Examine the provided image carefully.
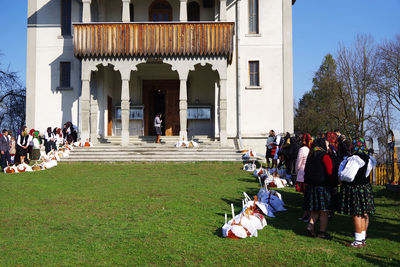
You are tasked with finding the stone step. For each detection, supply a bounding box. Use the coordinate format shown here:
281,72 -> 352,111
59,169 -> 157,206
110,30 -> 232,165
62,141 -> 240,162
70,147 -> 236,152
61,158 -> 241,162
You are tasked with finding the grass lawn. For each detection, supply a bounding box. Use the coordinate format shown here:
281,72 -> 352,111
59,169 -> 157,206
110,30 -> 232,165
0,162 -> 399,266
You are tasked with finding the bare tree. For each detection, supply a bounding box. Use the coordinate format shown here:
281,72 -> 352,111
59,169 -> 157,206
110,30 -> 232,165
378,35 -> 400,112
0,57 -> 26,135
336,34 -> 380,137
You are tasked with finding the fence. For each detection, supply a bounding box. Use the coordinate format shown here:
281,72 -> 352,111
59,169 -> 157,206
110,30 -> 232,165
373,164 -> 400,185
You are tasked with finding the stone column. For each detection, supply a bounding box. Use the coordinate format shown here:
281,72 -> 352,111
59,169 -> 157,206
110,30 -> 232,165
282,0 -> 294,133
122,0 -> 131,22
82,0 -> 92,23
81,78 -> 91,142
121,71 -> 131,146
179,78 -> 188,140
90,98 -> 98,143
179,0 -> 188,22
220,0 -> 227,21
219,78 -> 228,146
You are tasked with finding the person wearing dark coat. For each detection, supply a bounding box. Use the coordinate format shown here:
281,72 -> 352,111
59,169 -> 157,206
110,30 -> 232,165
16,126 -> 30,164
303,138 -> 335,240
44,127 -> 57,154
0,129 -> 11,170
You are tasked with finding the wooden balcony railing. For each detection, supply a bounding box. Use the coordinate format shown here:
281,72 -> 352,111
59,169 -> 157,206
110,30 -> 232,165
73,22 -> 235,61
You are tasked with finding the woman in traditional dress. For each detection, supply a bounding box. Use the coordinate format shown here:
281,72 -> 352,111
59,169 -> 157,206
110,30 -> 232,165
31,131 -> 42,161
55,128 -> 64,148
295,133 -> 312,222
338,137 -> 375,248
44,127 -> 56,154
9,136 -> 16,164
16,126 -> 30,164
303,138 -> 335,240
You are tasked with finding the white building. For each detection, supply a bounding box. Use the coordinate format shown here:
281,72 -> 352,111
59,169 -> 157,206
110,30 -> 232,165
26,0 -> 295,152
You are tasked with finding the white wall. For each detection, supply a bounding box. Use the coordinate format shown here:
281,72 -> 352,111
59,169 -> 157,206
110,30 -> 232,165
26,0 -> 293,153
27,0 -> 82,133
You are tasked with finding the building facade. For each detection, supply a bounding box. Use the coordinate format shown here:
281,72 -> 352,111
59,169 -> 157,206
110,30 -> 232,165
26,0 -> 295,152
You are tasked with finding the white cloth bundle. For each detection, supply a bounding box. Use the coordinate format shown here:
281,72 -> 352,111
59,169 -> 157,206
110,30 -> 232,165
366,156 -> 377,177
243,162 -> 256,172
339,155 -> 366,182
257,188 -> 286,217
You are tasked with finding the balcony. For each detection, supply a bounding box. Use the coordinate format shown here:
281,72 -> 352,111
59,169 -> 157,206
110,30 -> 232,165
73,22 -> 235,62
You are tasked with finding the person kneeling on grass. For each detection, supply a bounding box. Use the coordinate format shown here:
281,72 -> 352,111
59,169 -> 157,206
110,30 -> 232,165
303,137 -> 335,240
338,137 -> 376,248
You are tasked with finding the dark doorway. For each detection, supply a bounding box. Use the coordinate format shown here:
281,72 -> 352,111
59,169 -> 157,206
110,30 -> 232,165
143,80 -> 180,136
107,96 -> 113,136
153,89 -> 166,135
188,2 -> 200,21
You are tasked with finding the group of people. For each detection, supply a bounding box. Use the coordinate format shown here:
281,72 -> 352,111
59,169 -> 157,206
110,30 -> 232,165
289,130 -> 375,248
0,122 -> 78,171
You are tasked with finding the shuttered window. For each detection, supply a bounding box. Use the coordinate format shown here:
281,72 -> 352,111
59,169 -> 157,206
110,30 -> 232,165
249,61 -> 260,86
249,0 -> 259,34
60,62 -> 71,88
61,0 -> 72,36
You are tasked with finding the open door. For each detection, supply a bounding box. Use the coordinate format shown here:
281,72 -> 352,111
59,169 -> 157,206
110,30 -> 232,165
107,96 -> 112,136
143,80 -> 179,136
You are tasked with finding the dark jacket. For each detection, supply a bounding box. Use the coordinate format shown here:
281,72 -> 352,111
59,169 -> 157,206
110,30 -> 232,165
0,135 -> 9,152
304,151 -> 331,186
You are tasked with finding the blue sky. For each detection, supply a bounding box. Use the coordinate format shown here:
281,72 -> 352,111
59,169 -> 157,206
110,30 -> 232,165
0,0 -> 399,101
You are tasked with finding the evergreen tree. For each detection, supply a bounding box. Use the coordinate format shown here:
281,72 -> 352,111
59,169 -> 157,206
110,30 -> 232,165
295,54 -> 343,136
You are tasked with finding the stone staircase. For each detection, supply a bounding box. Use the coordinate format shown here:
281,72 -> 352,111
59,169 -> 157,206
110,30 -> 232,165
60,136 -> 242,162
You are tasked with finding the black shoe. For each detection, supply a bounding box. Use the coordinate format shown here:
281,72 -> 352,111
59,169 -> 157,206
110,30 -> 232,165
317,232 -> 332,240
306,223 -> 316,237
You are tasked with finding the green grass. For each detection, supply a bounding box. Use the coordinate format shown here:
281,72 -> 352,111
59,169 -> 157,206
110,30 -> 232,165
0,162 -> 399,266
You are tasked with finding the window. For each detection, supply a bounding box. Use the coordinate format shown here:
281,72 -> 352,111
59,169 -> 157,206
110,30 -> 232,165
149,0 -> 172,22
130,3 -> 135,22
248,0 -> 259,34
203,0 -> 213,8
188,2 -> 200,21
60,62 -> 71,88
61,0 -> 72,36
249,61 -> 260,87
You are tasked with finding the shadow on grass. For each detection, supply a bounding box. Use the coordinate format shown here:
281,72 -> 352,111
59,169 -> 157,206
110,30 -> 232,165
268,189 -> 400,244
356,253 -> 400,266
219,174 -> 400,246
373,187 -> 400,201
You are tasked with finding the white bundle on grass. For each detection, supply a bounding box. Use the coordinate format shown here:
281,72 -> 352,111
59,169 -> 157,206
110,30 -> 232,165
243,162 -> 256,172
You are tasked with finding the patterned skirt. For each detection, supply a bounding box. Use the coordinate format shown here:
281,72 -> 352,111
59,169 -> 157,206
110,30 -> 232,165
296,182 -> 307,193
303,185 -> 333,211
337,183 -> 375,216
31,148 -> 41,160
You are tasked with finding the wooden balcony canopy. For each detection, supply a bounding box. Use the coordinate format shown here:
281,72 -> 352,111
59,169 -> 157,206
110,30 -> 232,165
73,22 -> 235,62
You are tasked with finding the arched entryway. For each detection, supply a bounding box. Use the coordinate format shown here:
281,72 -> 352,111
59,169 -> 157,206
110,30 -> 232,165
135,62 -> 179,136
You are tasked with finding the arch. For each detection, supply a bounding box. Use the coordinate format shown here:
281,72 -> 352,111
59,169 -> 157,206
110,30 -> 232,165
188,1 -> 200,21
149,0 -> 172,22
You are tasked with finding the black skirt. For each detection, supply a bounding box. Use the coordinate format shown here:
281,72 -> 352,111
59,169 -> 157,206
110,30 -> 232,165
337,183 -> 375,216
303,184 -> 333,211
16,145 -> 27,157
